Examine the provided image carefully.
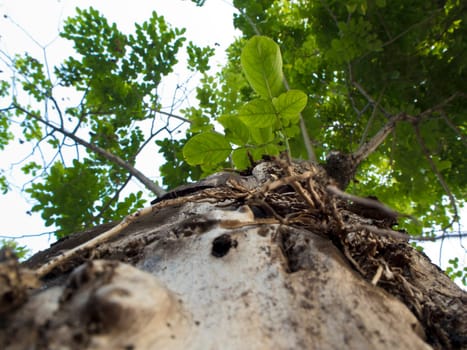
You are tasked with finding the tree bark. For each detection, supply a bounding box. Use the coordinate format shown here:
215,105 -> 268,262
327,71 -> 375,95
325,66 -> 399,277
1,160 -> 465,350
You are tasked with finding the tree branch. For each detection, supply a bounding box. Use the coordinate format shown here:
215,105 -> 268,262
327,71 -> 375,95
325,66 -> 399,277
352,81 -> 392,118
410,232 -> 467,242
282,78 -> 317,162
417,92 -> 464,119
379,9 -> 443,49
413,122 -> 459,229
352,91 -> 464,168
352,113 -> 406,166
13,104 -> 166,197
152,108 -> 191,124
440,111 -> 467,148
0,231 -> 56,240
358,87 -> 386,149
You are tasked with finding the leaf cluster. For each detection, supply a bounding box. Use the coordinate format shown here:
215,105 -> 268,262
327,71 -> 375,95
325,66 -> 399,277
445,257 -> 467,286
183,36 -> 307,172
2,7 -> 189,236
26,160 -> 145,237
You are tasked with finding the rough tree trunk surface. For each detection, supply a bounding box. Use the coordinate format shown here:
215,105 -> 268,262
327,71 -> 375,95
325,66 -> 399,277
1,160 -> 465,350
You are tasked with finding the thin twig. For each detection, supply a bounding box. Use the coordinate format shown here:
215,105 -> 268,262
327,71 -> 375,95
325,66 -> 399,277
235,6 -> 261,35
358,87 -> 386,148
0,231 -> 56,239
12,104 -> 166,197
417,92 -> 463,119
410,232 -> 467,241
352,81 -> 392,118
379,9 -> 442,49
151,108 -> 191,124
440,111 -> 467,148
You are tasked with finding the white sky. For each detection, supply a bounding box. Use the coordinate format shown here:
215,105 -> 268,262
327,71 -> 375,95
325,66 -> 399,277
0,0 -> 465,288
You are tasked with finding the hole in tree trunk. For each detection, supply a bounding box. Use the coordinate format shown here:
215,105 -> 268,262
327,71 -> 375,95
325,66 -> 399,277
211,234 -> 237,258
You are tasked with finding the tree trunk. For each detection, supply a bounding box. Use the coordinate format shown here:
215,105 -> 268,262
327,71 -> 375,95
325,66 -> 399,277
1,160 -> 465,350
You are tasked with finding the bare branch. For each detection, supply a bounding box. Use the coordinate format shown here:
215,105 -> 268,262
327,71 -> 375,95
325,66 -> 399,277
358,86 -> 386,148
0,231 -> 55,240
346,63 -> 366,118
319,0 -> 339,25
234,6 -> 261,35
136,124 -> 168,157
410,232 -> 467,242
152,109 -> 191,124
299,116 -> 317,162
12,104 -> 167,197
352,113 -> 407,165
352,81 -> 392,118
48,95 -> 65,128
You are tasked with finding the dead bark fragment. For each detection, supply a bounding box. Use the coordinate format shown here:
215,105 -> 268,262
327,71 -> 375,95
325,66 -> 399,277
0,248 -> 39,314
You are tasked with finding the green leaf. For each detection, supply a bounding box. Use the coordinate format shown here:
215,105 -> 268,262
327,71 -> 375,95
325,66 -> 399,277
0,106 -> 13,150
272,90 -> 308,125
183,132 -> 232,166
187,41 -> 215,73
232,148 -> 251,170
250,143 -> 280,159
0,171 -> 8,194
284,124 -> 300,137
375,0 -> 386,8
250,126 -> 274,144
241,36 -> 283,99
218,114 -> 250,145
238,99 -> 277,128
346,3 -> 357,14
21,161 -> 41,176
157,137 -> 202,189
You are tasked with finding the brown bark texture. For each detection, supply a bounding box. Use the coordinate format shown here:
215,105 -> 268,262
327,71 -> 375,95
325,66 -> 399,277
1,160 -> 465,350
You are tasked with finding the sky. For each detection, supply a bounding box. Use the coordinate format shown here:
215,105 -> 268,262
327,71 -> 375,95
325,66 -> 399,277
0,0 -> 465,287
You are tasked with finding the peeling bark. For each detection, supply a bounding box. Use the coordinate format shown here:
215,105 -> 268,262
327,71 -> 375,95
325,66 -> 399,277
1,160 -> 465,349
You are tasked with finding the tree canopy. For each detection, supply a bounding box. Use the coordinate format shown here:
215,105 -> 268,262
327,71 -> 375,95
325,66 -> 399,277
0,1 -> 465,281
180,0 -> 466,235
